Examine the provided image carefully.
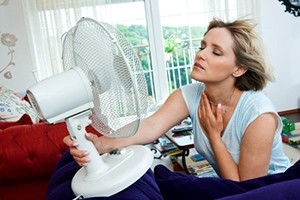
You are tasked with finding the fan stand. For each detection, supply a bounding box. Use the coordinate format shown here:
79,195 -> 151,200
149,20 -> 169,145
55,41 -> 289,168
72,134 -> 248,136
66,110 -> 153,198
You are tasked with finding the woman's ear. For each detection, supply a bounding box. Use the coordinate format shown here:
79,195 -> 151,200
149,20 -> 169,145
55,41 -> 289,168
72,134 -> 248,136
232,66 -> 247,78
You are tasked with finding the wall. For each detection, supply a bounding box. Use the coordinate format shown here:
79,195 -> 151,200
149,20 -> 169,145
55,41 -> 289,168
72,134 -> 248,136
0,0 -> 299,111
259,0 -> 300,112
0,0 -> 36,92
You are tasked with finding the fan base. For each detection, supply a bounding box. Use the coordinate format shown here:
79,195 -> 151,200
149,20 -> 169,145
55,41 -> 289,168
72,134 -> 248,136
71,145 -> 153,198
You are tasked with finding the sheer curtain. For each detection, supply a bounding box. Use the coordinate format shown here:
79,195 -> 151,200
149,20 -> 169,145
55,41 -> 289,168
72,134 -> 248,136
23,0 -> 143,80
23,0 -> 257,83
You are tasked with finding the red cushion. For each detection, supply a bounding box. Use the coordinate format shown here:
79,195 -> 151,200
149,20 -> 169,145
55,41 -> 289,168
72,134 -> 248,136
0,121 -> 102,181
0,122 -> 69,180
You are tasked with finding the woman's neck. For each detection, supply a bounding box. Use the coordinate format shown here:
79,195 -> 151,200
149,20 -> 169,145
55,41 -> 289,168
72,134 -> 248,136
205,86 -> 239,117
204,86 -> 236,106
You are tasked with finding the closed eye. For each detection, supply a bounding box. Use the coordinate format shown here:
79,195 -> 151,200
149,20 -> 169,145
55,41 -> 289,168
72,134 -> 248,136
198,46 -> 222,56
213,50 -> 222,56
199,40 -> 223,56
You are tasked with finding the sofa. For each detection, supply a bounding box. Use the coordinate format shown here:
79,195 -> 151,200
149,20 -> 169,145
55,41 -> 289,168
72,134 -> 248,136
0,113 -> 102,200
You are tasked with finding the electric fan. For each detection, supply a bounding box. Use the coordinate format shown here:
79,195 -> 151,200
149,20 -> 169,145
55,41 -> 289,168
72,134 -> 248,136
26,17 -> 153,198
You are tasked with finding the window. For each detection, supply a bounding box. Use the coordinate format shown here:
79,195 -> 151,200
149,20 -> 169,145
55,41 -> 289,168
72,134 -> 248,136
23,0 -> 257,105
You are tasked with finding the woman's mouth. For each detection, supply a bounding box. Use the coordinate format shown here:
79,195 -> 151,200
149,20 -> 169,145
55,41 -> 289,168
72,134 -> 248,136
193,62 -> 205,70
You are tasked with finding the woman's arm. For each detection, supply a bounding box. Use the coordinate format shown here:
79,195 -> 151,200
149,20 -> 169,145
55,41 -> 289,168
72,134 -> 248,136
198,92 -> 241,180
199,92 -> 277,181
238,113 -> 277,180
64,89 -> 190,166
210,113 -> 277,181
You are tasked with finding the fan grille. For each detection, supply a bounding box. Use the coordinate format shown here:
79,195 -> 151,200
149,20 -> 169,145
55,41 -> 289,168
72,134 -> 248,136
62,18 -> 148,137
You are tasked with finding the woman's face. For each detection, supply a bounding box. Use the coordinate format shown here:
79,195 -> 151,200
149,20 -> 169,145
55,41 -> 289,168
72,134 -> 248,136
191,27 -> 238,84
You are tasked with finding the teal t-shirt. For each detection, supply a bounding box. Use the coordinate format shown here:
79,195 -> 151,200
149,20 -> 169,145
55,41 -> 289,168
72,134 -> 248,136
181,82 -> 291,176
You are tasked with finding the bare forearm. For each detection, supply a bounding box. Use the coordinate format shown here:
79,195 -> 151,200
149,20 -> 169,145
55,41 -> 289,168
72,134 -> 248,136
113,118 -> 171,149
133,118 -> 172,144
210,138 -> 240,181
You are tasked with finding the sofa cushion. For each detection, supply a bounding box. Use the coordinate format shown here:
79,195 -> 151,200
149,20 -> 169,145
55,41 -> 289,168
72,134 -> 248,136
218,179 -> 300,200
154,159 -> 300,200
48,152 -> 300,200
0,122 -> 69,180
47,151 -> 163,200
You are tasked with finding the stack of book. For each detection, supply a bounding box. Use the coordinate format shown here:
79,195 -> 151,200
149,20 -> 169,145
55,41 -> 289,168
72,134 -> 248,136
175,151 -> 218,177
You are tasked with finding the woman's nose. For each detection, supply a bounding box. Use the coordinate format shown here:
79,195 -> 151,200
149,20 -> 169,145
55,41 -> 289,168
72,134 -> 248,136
196,49 -> 206,61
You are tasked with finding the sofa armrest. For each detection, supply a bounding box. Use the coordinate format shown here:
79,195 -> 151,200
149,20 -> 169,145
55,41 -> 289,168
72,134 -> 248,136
0,122 -> 69,180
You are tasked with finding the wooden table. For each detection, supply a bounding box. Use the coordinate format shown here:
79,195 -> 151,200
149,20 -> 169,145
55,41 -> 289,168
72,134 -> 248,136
165,129 -> 194,174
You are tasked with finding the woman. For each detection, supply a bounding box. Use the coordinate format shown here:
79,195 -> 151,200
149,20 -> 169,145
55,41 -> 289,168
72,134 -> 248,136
64,18 -> 290,181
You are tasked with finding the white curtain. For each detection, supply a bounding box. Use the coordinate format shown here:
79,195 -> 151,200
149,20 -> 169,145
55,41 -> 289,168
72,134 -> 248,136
23,0 -> 127,80
23,0 -> 257,81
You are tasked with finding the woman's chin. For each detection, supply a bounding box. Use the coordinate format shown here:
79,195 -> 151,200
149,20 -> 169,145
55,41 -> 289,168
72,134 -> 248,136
190,71 -> 204,81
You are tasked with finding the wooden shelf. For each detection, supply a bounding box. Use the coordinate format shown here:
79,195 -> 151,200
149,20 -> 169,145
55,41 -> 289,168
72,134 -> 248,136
279,108 -> 300,123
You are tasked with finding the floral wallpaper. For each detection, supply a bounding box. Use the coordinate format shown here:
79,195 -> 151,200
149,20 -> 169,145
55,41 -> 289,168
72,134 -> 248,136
0,0 -> 17,80
0,33 -> 18,79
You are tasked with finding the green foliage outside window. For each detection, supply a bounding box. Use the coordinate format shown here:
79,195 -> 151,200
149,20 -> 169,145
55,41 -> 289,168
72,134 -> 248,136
115,24 -> 207,96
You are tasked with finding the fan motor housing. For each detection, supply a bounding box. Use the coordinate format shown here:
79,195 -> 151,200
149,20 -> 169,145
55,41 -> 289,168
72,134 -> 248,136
27,67 -> 94,123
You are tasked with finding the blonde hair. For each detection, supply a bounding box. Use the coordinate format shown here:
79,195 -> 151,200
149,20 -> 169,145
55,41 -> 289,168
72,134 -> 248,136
205,18 -> 274,91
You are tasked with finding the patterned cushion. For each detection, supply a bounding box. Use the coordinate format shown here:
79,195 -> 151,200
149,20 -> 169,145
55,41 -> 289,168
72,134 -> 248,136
0,86 -> 39,123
